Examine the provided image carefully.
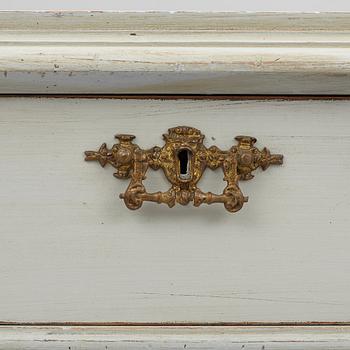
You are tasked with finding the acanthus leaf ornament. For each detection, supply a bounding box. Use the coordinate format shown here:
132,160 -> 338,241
84,126 -> 283,213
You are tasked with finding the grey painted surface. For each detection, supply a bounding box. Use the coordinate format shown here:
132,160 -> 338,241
0,98 -> 349,323
0,0 -> 350,11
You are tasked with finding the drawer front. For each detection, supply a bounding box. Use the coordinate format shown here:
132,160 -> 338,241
1,98 -> 349,323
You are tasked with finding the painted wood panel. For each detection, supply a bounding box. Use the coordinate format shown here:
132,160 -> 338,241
0,98 -> 350,323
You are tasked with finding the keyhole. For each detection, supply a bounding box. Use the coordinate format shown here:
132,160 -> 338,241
178,149 -> 191,180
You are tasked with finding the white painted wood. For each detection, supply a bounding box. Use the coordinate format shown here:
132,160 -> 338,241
1,326 -> 350,349
0,12 -> 350,94
1,97 -> 350,324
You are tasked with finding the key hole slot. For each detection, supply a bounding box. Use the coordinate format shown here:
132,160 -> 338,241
178,149 -> 192,180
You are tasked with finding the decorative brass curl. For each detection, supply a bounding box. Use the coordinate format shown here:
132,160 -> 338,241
85,126 -> 283,213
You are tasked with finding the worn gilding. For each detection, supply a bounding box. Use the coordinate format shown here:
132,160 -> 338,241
85,126 -> 283,213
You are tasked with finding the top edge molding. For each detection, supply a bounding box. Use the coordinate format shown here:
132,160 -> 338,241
1,12 -> 350,94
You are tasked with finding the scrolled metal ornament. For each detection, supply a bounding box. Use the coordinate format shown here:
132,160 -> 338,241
84,126 -> 283,213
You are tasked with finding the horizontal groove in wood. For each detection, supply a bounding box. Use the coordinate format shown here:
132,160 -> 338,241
1,94 -> 350,100
2,322 -> 350,327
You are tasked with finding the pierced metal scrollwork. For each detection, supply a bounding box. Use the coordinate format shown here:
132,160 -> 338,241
84,126 -> 283,213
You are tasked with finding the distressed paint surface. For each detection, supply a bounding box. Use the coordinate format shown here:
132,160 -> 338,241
1,326 -> 350,350
0,98 -> 350,323
0,12 -> 350,93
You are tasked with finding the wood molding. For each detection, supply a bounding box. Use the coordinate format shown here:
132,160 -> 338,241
1,325 -> 350,349
0,12 -> 350,94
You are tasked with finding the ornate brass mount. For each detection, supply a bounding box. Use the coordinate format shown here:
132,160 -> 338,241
85,126 -> 283,213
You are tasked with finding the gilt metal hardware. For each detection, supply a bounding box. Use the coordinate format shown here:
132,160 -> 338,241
85,126 -> 283,213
